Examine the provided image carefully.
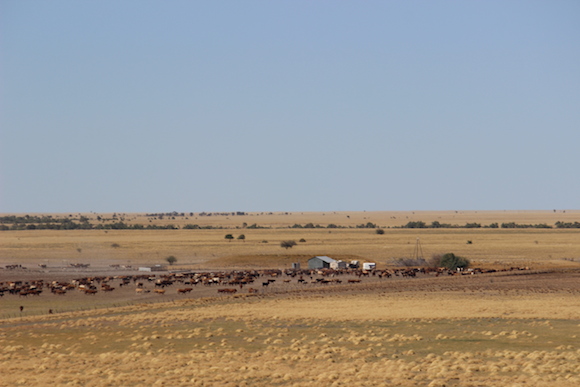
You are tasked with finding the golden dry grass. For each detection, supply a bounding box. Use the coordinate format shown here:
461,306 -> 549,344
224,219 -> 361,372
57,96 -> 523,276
1,288 -> 579,386
1,210 -> 580,386
1,226 -> 579,269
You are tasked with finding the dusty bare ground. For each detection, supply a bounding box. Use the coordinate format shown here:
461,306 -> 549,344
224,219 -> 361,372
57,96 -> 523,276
1,269 -> 579,386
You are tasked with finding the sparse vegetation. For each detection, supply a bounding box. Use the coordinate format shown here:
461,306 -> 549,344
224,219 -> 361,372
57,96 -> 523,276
165,255 -> 177,265
392,257 -> 427,266
280,240 -> 297,249
0,286 -> 578,387
431,253 -> 470,270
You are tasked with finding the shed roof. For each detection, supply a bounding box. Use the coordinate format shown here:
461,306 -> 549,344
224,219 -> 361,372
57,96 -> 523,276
309,256 -> 336,264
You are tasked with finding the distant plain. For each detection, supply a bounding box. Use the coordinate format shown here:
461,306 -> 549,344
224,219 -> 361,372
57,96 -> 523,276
1,210 -> 579,270
1,210 -> 579,386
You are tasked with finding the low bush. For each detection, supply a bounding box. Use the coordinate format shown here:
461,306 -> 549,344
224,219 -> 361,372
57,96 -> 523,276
280,240 -> 297,249
432,253 -> 470,270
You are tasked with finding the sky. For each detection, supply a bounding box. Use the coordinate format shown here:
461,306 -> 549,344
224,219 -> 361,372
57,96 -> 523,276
1,1 -> 579,213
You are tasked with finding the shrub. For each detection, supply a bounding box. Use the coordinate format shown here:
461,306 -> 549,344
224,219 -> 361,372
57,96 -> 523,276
403,221 -> 427,228
280,240 -> 297,249
393,257 -> 427,267
375,229 -> 385,235
437,253 -> 470,270
166,256 -> 177,265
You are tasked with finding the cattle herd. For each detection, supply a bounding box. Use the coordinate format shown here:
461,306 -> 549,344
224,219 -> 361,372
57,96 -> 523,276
0,265 -> 525,300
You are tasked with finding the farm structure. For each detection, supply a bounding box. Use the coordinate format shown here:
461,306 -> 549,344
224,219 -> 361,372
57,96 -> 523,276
363,262 -> 376,271
330,260 -> 347,269
308,256 -> 337,269
138,265 -> 167,272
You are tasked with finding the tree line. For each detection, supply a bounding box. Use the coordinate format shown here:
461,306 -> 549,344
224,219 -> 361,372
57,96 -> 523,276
2,215 -> 579,231
397,221 -> 578,229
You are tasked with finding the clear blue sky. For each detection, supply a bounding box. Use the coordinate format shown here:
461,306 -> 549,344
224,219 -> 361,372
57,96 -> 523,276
1,1 -> 579,213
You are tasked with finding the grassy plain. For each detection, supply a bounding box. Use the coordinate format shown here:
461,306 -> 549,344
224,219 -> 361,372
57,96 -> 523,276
1,210 -> 580,269
1,282 -> 579,386
1,211 -> 580,386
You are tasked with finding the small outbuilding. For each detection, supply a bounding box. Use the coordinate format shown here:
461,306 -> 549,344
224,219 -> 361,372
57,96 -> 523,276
308,256 -> 337,269
362,262 -> 376,271
330,260 -> 347,269
138,265 -> 167,272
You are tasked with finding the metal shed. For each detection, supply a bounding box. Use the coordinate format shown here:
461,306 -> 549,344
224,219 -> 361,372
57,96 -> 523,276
308,256 -> 337,269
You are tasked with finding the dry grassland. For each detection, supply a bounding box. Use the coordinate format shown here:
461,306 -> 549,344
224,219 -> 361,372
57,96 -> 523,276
1,211 -> 580,269
33,209 -> 578,228
1,211 -> 580,386
1,285 -> 579,386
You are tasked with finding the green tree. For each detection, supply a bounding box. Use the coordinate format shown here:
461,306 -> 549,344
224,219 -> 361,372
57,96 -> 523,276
166,256 -> 177,265
438,253 -> 470,270
225,234 -> 234,242
237,234 -> 246,242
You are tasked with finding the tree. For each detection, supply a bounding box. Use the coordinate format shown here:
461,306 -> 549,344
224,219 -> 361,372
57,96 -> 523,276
375,228 -> 385,235
166,256 -> 177,265
225,234 -> 234,242
434,253 -> 470,270
404,221 -> 427,228
280,240 -> 297,249
237,234 -> 246,242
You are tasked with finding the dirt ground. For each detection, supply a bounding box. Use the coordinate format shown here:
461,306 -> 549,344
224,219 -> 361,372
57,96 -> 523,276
1,265 -> 580,317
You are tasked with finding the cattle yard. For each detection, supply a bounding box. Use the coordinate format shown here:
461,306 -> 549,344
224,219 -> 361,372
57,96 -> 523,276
1,210 -> 580,386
